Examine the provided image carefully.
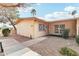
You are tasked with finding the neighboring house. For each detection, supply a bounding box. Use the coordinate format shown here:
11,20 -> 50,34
12,17 -> 79,38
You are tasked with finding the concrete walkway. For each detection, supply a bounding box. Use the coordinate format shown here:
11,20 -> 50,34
22,37 -> 47,46
0,37 -> 41,56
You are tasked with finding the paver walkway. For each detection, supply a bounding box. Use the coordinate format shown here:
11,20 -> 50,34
28,36 -> 79,56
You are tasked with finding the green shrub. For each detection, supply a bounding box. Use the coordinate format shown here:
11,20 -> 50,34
59,47 -> 78,56
62,29 -> 69,39
76,35 -> 79,45
2,28 -> 11,37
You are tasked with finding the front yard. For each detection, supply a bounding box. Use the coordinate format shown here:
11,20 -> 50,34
0,35 -> 79,56
28,36 -> 79,56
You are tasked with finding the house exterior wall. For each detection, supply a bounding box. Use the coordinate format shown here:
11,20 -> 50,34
77,19 -> 79,35
34,20 -> 49,38
15,18 -> 49,38
15,19 -> 34,38
12,17 -> 77,38
49,20 -> 76,37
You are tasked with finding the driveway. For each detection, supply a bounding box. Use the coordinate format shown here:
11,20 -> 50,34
28,36 -> 79,56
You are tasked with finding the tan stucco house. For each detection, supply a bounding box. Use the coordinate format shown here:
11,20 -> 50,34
12,17 -> 79,38
14,17 -> 49,38
49,19 -> 76,37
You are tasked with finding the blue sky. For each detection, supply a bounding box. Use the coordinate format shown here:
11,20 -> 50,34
18,3 -> 79,21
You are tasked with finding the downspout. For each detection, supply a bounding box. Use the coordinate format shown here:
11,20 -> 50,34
73,15 -> 77,37
47,22 -> 49,35
33,17 -> 35,39
76,18 -> 77,37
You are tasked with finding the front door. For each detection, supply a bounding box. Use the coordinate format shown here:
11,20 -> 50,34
54,24 -> 65,35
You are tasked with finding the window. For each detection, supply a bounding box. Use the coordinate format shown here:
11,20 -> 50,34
54,24 -> 65,34
55,25 -> 59,33
60,24 -> 65,34
39,24 -> 47,31
44,25 -> 48,30
39,24 -> 43,31
43,24 -> 45,30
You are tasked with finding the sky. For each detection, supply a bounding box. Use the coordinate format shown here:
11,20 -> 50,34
18,3 -> 79,21
1,3 -> 79,28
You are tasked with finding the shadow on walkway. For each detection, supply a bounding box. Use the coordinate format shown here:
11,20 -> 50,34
9,34 -> 31,43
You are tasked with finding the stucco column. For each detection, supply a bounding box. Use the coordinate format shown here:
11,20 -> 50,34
77,19 -> 79,35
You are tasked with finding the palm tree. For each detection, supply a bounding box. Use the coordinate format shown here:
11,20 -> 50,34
70,10 -> 77,19
31,9 -> 36,17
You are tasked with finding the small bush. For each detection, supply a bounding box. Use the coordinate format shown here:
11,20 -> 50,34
62,29 -> 69,39
76,35 -> 79,45
59,47 -> 78,56
2,28 -> 11,37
